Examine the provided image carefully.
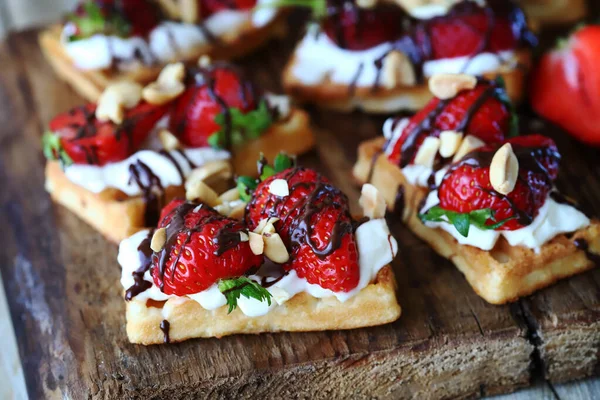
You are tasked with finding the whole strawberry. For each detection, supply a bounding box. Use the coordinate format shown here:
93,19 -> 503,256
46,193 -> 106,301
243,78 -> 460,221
43,102 -> 168,166
151,199 -> 264,297
169,65 -> 273,149
245,161 -> 360,292
387,79 -> 515,167
420,134 -> 560,233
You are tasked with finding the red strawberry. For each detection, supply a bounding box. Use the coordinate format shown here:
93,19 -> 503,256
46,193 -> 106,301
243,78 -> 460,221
169,66 -> 258,148
429,135 -> 560,231
43,102 -> 168,166
199,0 -> 257,18
151,199 -> 263,296
245,167 -> 360,292
531,25 -> 600,147
322,2 -> 407,51
388,80 -> 512,166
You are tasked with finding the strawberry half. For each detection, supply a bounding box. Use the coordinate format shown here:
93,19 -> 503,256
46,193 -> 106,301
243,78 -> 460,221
169,65 -> 273,149
420,134 -> 561,234
43,102 -> 168,166
387,78 -> 516,167
531,25 -> 600,147
151,199 -> 264,300
244,160 -> 360,292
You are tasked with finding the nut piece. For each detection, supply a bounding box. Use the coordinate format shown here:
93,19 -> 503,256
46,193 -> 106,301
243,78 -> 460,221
219,188 -> 241,203
198,55 -> 211,68
96,81 -> 143,124
439,130 -> 464,158
428,73 -> 477,100
269,286 -> 291,305
158,129 -> 180,151
229,203 -> 246,220
214,202 -> 231,216
185,179 -> 221,206
381,51 -> 416,89
150,228 -> 167,252
239,231 -> 249,242
268,179 -> 290,197
489,143 -> 519,195
248,232 -> 264,255
179,0 -> 199,23
452,135 -> 485,162
263,233 -> 289,263
187,161 -> 233,190
156,0 -> 180,19
142,62 -> 186,105
356,0 -> 376,8
254,217 -> 280,235
414,137 -> 441,168
359,184 -> 387,219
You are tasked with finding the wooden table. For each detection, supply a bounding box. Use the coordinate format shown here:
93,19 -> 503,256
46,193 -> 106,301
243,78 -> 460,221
1,21 -> 599,400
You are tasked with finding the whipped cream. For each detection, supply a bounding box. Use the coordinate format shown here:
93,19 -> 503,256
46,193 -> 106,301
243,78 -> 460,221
119,219 -> 398,317
64,147 -> 229,195
420,192 -> 590,252
63,0 -> 278,71
291,25 -> 515,89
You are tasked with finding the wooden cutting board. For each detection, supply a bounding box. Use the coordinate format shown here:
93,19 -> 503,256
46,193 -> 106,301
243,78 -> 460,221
1,22 -> 599,399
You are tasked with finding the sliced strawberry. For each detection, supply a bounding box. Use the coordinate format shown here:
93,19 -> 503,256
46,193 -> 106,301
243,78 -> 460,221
421,135 -> 560,233
532,25 -> 600,147
387,79 -> 514,166
43,102 -> 168,166
245,165 -> 360,292
169,65 -> 272,149
151,199 -> 264,297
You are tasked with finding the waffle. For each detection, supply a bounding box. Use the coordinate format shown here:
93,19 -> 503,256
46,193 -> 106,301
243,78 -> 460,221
45,109 -> 315,243
125,265 -> 400,344
39,14 -> 286,102
282,46 -> 531,113
353,137 -> 600,304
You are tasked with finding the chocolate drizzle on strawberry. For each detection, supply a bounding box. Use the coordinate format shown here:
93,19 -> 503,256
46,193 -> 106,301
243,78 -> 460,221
125,229 -> 155,300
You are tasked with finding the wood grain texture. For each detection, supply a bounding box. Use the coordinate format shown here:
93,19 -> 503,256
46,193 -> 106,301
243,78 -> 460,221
0,16 -> 598,400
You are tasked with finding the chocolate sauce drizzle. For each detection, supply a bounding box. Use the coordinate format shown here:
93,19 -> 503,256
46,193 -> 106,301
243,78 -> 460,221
128,159 -> 165,226
574,239 -> 600,266
160,319 -> 170,343
125,229 -> 155,300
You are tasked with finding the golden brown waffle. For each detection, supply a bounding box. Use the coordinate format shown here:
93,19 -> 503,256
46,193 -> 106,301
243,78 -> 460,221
353,137 -> 600,304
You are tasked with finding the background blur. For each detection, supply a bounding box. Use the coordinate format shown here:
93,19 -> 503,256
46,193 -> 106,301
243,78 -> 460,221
0,0 -> 77,38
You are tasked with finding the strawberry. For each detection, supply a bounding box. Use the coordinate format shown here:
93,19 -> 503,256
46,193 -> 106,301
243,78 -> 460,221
245,162 -> 360,292
531,25 -> 600,147
151,199 -> 264,297
409,0 -> 535,61
43,102 -> 168,166
169,65 -> 272,149
387,79 -> 515,167
199,0 -> 257,18
67,0 -> 162,39
420,135 -> 560,233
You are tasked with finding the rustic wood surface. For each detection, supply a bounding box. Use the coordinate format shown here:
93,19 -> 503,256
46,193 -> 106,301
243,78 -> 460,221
0,14 -> 599,400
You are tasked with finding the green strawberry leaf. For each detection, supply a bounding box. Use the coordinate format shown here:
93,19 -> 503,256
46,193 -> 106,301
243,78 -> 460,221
236,153 -> 295,201
255,0 -> 327,19
273,152 -> 294,173
218,277 -> 272,314
419,206 -> 515,237
494,76 -> 519,138
236,176 -> 259,202
67,1 -> 130,40
209,100 -> 273,150
42,131 -> 73,168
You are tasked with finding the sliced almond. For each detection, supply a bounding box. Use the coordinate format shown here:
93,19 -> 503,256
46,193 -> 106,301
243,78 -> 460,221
248,232 -> 264,255
150,228 -> 167,252
239,231 -> 249,242
185,180 -> 221,206
414,137 -> 441,168
213,202 -> 231,217
452,135 -> 485,162
356,0 -> 376,8
439,130 -> 464,158
269,286 -> 291,305
263,233 -> 289,264
381,50 -> 416,89
262,218 -> 280,235
219,188 -> 241,203
96,81 -> 143,124
489,143 -> 519,195
268,179 -> 289,197
359,184 -> 386,219
428,73 -> 477,100
229,203 -> 246,220
142,62 -> 185,105
198,55 -> 211,68
187,161 -> 233,190
158,129 -> 180,151
179,0 -> 199,23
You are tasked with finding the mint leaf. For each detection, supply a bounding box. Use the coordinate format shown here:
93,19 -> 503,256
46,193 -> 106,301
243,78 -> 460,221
419,206 -> 515,237
236,176 -> 258,202
218,277 -> 272,314
42,131 -> 73,167
210,100 -> 273,150
449,213 -> 471,237
67,1 -> 130,40
273,153 -> 294,173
